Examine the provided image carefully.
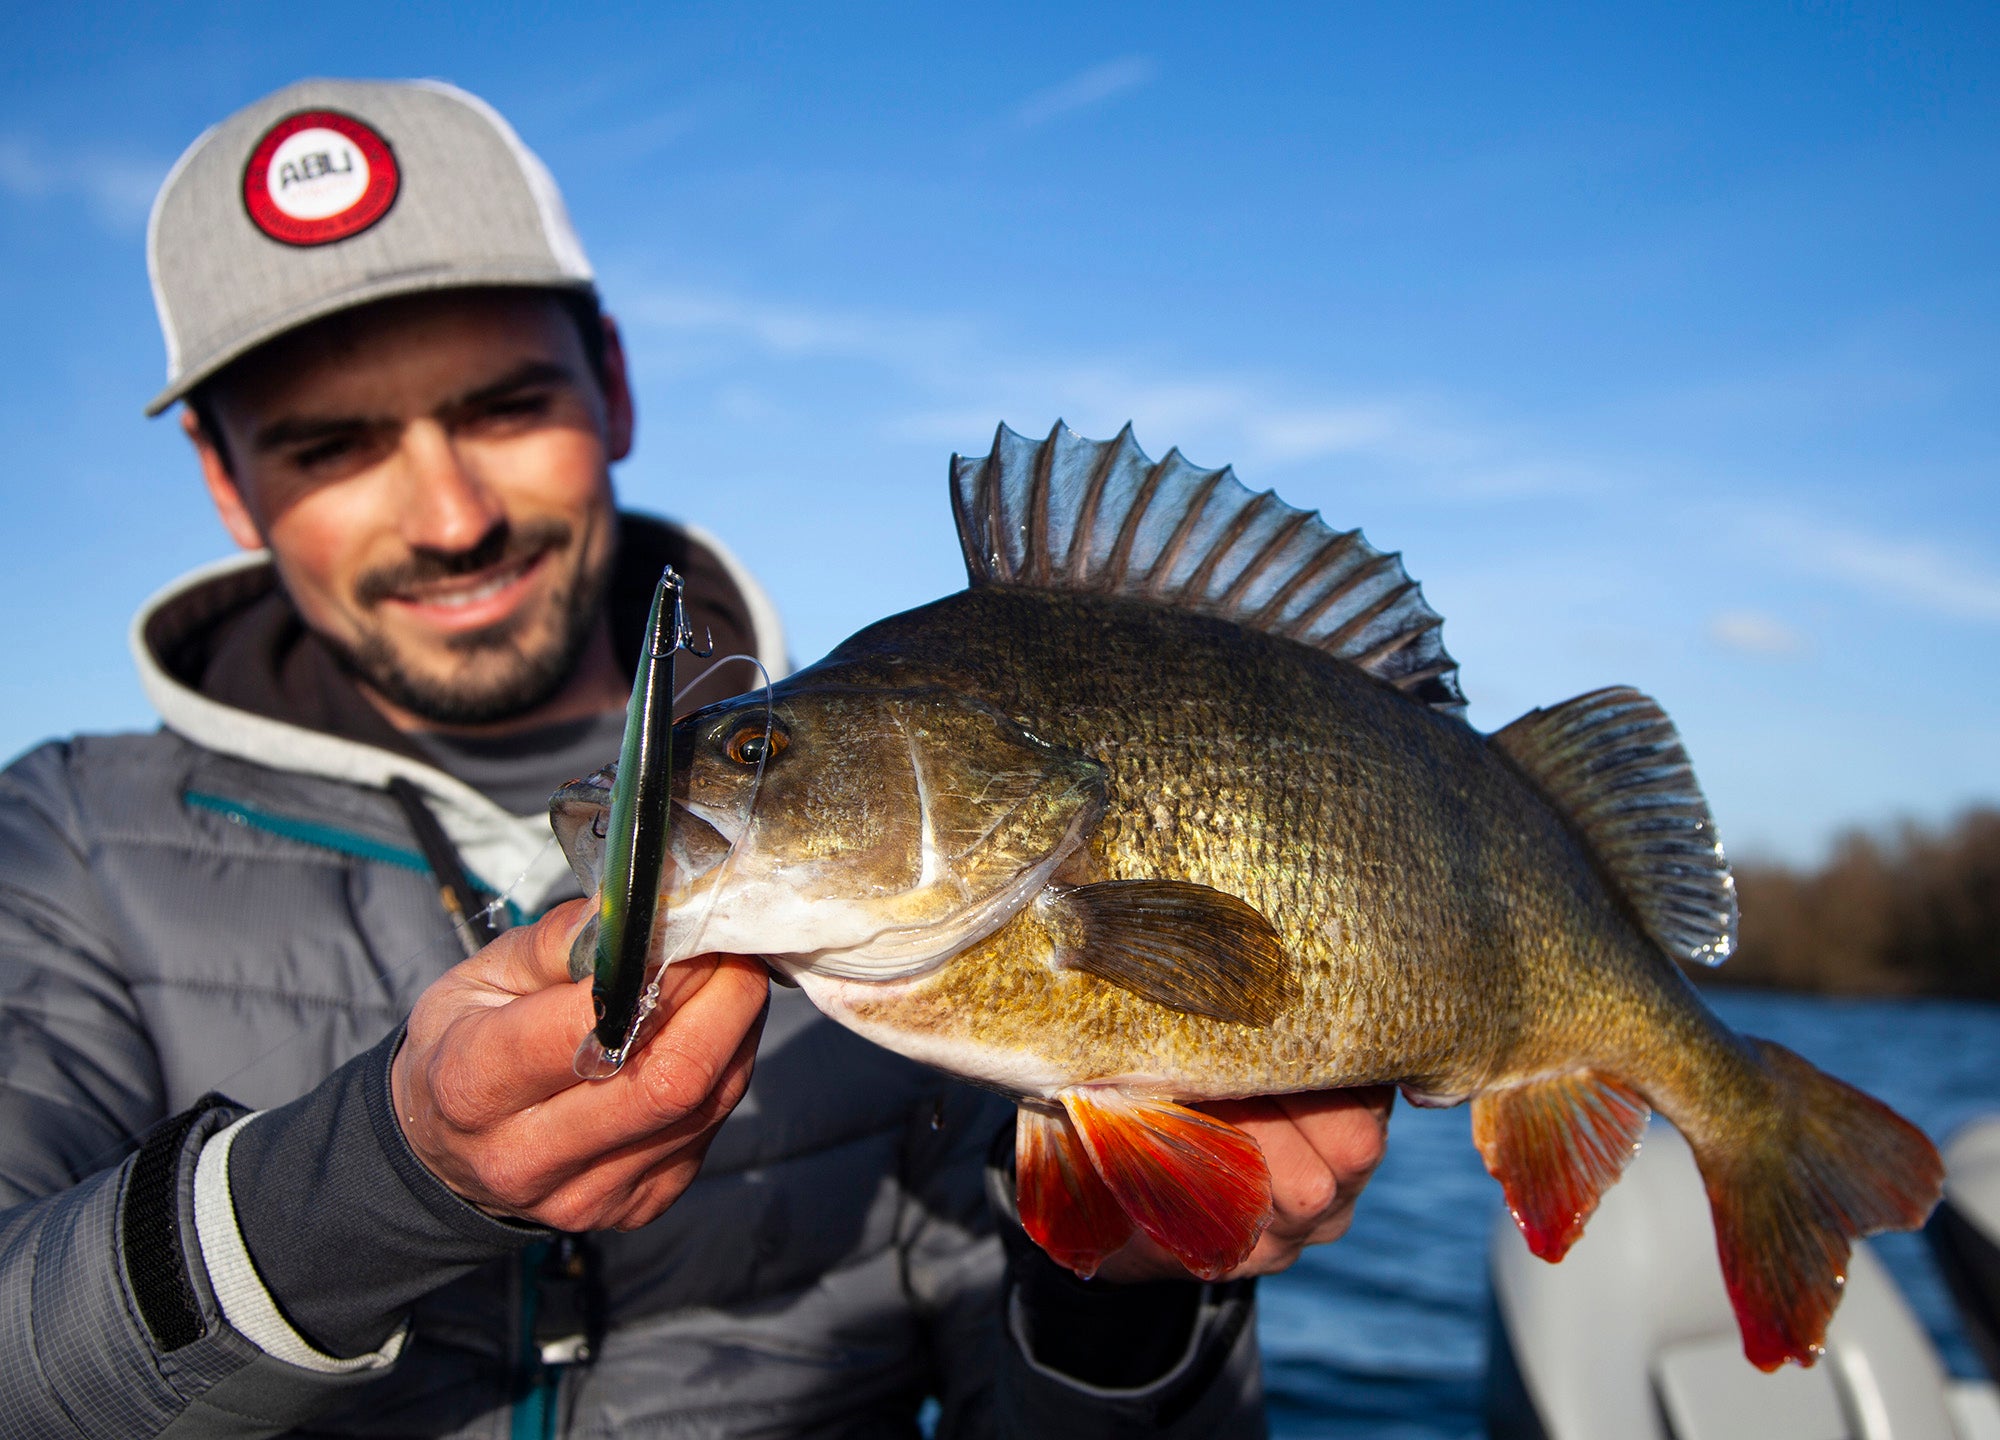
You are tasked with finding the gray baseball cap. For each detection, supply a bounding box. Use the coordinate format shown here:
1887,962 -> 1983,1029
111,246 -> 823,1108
145,78 -> 595,416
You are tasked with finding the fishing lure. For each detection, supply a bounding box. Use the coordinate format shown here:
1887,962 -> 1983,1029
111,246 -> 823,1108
574,566 -> 709,1079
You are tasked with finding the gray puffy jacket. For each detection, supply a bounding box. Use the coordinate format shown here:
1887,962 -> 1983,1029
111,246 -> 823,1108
0,520 -> 1263,1439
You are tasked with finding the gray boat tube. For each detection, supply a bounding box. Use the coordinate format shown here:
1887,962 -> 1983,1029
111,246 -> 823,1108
1484,1119 -> 1999,1440
1931,1119 -> 2000,1390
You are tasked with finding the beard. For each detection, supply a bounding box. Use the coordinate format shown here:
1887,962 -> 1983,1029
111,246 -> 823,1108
327,515 -> 615,728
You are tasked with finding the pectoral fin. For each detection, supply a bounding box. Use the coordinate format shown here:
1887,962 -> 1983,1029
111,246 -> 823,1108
1471,1070 -> 1650,1263
1058,1087 -> 1273,1279
1045,880 -> 1297,1026
1015,1106 -> 1133,1278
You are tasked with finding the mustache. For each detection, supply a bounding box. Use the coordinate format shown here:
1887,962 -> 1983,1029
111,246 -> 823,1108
352,518 -> 574,607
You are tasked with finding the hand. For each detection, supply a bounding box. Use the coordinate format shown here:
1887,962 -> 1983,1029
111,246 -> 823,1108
390,898 -> 769,1232
1093,1086 -> 1394,1282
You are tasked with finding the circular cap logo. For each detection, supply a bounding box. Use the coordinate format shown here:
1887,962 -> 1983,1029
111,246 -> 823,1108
242,110 -> 398,246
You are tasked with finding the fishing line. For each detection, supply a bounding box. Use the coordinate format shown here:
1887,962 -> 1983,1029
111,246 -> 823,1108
676,655 -> 776,962
673,652 -> 768,710
470,832 -> 564,932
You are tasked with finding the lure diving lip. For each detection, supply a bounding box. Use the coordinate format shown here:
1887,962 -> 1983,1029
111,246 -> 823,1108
574,565 -> 709,1080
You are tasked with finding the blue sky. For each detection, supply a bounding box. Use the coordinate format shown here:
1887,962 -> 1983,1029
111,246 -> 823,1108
2,2 -> 1995,862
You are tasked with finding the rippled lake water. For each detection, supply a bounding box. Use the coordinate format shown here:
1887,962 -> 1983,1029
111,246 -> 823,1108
1257,989 -> 2000,1439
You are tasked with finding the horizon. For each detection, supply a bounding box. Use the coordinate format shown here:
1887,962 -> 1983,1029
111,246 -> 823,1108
3,3 -> 1996,864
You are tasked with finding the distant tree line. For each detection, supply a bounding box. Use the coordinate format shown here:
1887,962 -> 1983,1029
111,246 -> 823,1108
1691,807 -> 2000,999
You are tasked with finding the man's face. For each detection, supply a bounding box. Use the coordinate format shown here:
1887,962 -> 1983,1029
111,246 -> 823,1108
192,289 -> 632,728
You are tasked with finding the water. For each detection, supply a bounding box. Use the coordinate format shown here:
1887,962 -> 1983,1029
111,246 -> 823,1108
1258,989 -> 2000,1439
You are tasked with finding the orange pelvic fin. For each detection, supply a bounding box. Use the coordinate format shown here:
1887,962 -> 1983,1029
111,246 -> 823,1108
1694,1038 -> 1943,1370
1059,1087 -> 1273,1280
1015,1105 -> 1133,1278
1472,1070 -> 1649,1263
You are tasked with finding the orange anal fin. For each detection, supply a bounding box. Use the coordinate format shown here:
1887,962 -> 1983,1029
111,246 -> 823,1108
1015,1105 -> 1134,1278
1472,1071 -> 1649,1263
1059,1088 -> 1273,1280
1700,1039 -> 1944,1371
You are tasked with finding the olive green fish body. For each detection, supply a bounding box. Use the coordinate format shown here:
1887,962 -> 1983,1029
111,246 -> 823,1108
796,585 -> 1749,1121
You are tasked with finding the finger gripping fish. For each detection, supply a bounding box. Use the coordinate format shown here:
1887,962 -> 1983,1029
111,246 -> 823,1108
554,421 -> 1941,1371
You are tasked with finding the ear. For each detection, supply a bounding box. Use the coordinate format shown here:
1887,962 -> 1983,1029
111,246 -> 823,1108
598,312 -> 635,463
182,407 -> 267,552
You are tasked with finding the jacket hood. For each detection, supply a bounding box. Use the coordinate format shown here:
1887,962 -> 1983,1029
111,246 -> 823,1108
131,514 -> 787,912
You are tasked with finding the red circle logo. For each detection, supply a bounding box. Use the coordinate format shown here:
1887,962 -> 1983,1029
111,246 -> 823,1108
242,110 -> 399,247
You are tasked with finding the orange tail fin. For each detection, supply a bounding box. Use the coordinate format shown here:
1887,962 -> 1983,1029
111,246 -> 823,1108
1015,1106 -> 1133,1278
1693,1038 -> 1943,1370
1058,1088 -> 1273,1280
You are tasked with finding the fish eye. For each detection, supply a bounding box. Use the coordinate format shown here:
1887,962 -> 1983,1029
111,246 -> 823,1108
722,720 -> 788,768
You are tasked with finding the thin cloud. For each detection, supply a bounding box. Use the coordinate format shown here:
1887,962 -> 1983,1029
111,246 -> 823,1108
618,277 -> 1600,501
1708,610 -> 1808,657
623,285 -> 971,362
1013,56 -> 1157,129
0,135 -> 162,229
1781,520 -> 2000,625
582,102 -> 709,162
885,370 -> 1595,499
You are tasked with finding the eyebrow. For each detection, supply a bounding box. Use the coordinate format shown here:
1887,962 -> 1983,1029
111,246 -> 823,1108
448,359 -> 577,415
251,412 -> 384,453
249,359 -> 580,453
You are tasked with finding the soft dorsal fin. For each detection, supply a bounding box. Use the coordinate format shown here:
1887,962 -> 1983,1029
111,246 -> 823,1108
1492,687 -> 1737,966
951,421 -> 1466,716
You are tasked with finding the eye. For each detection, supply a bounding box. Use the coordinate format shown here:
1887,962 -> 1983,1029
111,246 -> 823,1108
288,432 -> 373,473
468,388 -> 555,427
293,437 -> 356,468
723,722 -> 788,768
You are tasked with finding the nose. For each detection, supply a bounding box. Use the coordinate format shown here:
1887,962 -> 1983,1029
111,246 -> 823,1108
395,418 -> 503,553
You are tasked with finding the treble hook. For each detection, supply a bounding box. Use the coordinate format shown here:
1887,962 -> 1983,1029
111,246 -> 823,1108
655,571 -> 714,660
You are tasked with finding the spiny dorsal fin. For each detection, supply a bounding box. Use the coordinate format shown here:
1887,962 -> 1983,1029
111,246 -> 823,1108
1492,687 -> 1738,966
951,421 -> 1466,717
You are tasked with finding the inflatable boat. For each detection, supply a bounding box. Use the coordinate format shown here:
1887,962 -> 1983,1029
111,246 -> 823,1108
1484,1117 -> 2000,1439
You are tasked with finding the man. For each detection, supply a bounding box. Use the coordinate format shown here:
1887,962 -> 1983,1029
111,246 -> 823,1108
0,79 -> 1391,1437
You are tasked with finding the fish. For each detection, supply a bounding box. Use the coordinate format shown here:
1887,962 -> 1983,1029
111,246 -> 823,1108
550,421 -> 1942,1371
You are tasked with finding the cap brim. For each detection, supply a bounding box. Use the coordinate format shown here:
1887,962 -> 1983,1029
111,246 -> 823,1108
145,267 -> 598,416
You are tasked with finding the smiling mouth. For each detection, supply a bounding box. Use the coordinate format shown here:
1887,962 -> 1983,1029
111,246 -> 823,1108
372,548 -> 567,637
392,548 -> 546,608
